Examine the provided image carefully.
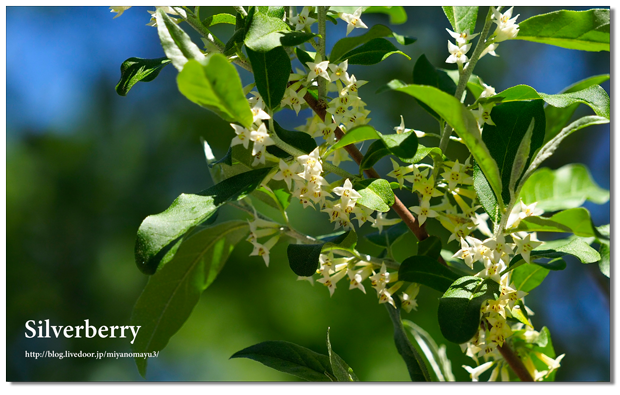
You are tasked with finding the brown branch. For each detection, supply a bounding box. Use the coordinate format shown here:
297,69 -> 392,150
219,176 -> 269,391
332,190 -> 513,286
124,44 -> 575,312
498,343 -> 534,382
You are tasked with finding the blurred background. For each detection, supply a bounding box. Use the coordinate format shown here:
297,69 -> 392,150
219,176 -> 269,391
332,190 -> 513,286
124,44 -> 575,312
6,6 -> 610,381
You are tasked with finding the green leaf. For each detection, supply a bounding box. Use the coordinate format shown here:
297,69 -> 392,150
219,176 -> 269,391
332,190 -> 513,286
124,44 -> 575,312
244,11 -> 291,52
280,31 -> 317,47
327,125 -> 379,154
486,84 -> 610,122
295,47 -> 314,68
385,303 -> 430,381
330,24 -> 411,63
202,13 -> 236,27
360,140 -> 391,170
598,243 -> 610,278
438,276 -> 500,344
519,164 -> 609,213
512,207 -> 601,239
509,303 -> 532,328
321,231 -> 358,255
442,6 -> 478,34
473,163 -> 500,223
286,232 -> 352,277
246,47 -> 291,110
388,84 -> 503,206
381,130 -> 420,161
231,341 -> 333,382
326,328 -> 359,382
353,179 -> 395,212
411,145 -> 444,165
132,221 -> 249,377
514,9 -> 610,52
115,57 -> 171,96
402,320 -> 455,382
417,236 -> 442,260
511,263 -> 549,292
532,116 -> 609,169
481,100 -> 546,205
364,6 -> 408,24
257,6 -> 285,19
156,9 -> 205,71
533,237 -> 601,264
544,74 -> 609,142
177,57 -> 254,128
135,167 -> 271,274
364,221 -> 408,248
340,38 -> 410,65
329,24 -> 415,64
287,243 -> 323,277
360,130 -> 419,170
398,255 -> 461,293
412,55 -> 457,119
267,121 -> 317,157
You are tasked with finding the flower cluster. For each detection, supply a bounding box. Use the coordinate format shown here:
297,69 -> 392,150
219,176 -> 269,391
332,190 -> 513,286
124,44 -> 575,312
229,94 -> 275,166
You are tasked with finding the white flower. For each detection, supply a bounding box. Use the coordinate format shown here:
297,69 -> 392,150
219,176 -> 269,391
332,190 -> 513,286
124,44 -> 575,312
446,41 -> 471,65
230,124 -> 251,149
314,122 -> 338,144
290,7 -> 316,31
520,201 -> 543,218
415,176 -> 443,201
483,234 -> 514,262
492,6 -> 520,42
400,283 -> 420,313
250,124 -> 275,156
339,7 -> 368,36
481,43 -> 500,58
272,159 -> 302,190
369,263 -> 391,290
110,6 -> 131,18
534,352 -> 565,376
340,74 -> 367,96
347,266 -> 373,293
147,6 -> 186,27
371,212 -> 401,233
317,267 -> 348,296
463,361 -> 494,382
446,28 -> 479,45
282,87 -> 307,115
306,55 -> 330,82
473,103 -> 496,126
352,205 -> 374,227
478,83 -> 496,99
332,179 -> 362,208
251,106 -> 270,125
441,159 -> 472,190
326,102 -> 353,125
328,60 -> 349,82
409,200 -> 439,226
511,233 -> 543,263
249,235 -> 279,267
387,158 -> 413,189
297,147 -> 323,179
326,147 -> 352,167
453,238 -> 477,269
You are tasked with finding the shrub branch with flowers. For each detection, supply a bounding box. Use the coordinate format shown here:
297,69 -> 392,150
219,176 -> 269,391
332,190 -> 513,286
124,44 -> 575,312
112,5 -> 610,382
